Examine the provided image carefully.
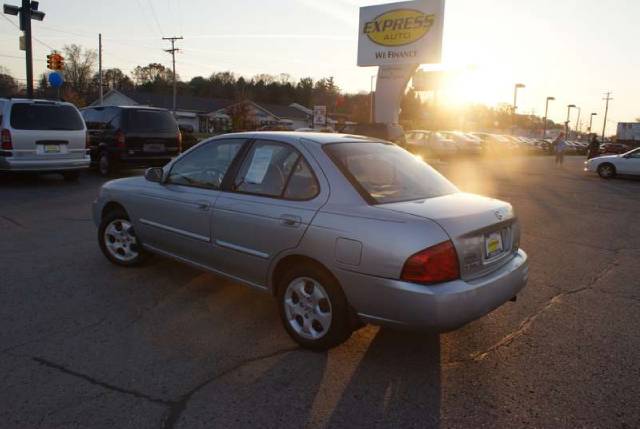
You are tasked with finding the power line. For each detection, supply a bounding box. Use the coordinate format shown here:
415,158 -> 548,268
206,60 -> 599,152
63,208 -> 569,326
0,13 -> 55,51
147,0 -> 165,36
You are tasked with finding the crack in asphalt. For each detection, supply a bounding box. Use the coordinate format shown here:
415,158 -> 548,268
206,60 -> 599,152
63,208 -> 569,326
18,346 -> 300,429
446,253 -> 621,368
1,215 -> 25,228
32,356 -> 175,406
161,346 -> 300,429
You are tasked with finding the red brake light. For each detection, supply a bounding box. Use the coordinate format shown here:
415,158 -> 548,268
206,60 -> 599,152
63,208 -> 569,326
1,129 -> 12,151
401,240 -> 460,284
115,130 -> 126,148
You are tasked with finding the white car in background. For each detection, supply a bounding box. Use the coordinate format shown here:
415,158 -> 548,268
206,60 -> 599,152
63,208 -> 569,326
585,147 -> 640,179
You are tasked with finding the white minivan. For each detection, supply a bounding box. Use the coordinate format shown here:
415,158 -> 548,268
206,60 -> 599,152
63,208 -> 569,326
0,98 -> 90,180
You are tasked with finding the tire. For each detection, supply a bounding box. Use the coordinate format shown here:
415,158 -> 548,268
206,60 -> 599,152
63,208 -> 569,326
98,151 -> 112,177
277,264 -> 352,350
62,171 -> 79,181
597,163 -> 616,179
98,208 -> 146,267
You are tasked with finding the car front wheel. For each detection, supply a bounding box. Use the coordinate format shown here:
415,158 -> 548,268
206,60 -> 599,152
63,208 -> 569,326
278,265 -> 352,350
597,163 -> 616,179
98,209 -> 146,267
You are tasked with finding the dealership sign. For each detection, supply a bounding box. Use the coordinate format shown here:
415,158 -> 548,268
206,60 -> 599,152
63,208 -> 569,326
357,0 -> 445,67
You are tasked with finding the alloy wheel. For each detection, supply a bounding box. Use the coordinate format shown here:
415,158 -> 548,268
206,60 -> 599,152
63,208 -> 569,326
283,277 -> 332,340
103,219 -> 139,262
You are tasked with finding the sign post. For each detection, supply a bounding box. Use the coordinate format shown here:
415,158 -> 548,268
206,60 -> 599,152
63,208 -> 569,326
357,0 -> 445,124
313,105 -> 327,128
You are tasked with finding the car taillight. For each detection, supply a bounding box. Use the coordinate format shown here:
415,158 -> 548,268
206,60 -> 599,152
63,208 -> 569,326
85,131 -> 91,150
115,130 -> 126,149
177,131 -> 182,152
401,240 -> 460,284
1,128 -> 12,151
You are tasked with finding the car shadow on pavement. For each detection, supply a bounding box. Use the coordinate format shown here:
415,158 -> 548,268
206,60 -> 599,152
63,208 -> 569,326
323,328 -> 441,429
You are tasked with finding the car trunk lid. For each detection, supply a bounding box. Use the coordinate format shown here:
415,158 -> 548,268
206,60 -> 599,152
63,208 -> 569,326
378,192 -> 520,280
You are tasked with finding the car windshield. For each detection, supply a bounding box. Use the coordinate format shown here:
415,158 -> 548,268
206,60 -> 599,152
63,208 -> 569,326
125,109 -> 177,132
324,142 -> 458,204
10,103 -> 84,130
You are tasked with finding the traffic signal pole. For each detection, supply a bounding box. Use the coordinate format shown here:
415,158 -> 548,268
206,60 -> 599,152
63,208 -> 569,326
22,0 -> 33,98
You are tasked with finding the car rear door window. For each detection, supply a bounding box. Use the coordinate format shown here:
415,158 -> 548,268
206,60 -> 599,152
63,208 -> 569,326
232,140 -> 319,200
167,138 -> 245,189
11,103 -> 84,130
125,109 -> 177,132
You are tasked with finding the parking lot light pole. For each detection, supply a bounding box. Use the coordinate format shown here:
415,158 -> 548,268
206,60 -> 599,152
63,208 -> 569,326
565,104 -> 576,137
512,83 -> 525,134
542,96 -> 555,138
588,113 -> 597,133
575,107 -> 581,135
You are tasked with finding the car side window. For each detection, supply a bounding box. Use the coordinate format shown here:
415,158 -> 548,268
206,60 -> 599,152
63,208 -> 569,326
283,158 -> 319,200
232,140 -> 319,200
629,150 -> 640,158
167,139 -> 245,189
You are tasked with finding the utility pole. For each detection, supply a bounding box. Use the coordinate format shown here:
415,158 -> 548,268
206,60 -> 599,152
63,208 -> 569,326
163,36 -> 183,118
601,92 -> 613,142
3,0 -> 45,98
98,33 -> 103,105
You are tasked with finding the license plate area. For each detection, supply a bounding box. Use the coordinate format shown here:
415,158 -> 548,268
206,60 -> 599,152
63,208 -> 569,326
44,144 -> 60,153
144,143 -> 166,153
484,229 -> 507,260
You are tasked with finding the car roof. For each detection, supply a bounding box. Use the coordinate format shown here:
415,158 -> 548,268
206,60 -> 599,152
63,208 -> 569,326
80,105 -> 169,111
0,97 -> 75,107
216,131 -> 385,145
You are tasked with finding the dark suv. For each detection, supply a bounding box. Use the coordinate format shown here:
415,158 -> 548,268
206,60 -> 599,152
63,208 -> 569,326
81,106 -> 181,175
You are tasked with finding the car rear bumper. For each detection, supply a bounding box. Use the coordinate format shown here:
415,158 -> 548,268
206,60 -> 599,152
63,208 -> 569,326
0,156 -> 90,171
338,249 -> 528,331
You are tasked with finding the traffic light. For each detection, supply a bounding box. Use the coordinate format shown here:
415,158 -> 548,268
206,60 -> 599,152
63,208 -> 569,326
46,52 -> 64,71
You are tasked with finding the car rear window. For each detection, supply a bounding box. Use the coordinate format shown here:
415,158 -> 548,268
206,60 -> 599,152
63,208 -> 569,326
10,103 -> 84,130
325,142 -> 458,204
125,109 -> 177,133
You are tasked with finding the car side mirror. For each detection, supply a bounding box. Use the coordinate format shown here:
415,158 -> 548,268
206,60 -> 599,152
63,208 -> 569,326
144,167 -> 164,183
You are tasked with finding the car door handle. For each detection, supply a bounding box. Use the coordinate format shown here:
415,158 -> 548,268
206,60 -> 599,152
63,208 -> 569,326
195,200 -> 210,211
280,214 -> 301,227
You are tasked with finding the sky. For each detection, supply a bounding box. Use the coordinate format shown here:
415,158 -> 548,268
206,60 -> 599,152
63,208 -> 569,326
1,0 -> 639,135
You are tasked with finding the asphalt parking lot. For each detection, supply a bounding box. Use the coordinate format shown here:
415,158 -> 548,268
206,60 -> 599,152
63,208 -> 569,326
1,155 -> 639,429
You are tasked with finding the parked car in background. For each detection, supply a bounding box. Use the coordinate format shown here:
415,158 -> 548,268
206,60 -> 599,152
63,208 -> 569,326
439,131 -> 483,156
92,132 -> 528,349
585,147 -> 640,178
0,98 -> 89,180
81,106 -> 181,176
600,143 -> 631,155
405,130 -> 458,158
470,133 -> 514,154
353,123 -> 405,145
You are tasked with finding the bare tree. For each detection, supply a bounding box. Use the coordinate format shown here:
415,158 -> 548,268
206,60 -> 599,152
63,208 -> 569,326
62,44 -> 97,96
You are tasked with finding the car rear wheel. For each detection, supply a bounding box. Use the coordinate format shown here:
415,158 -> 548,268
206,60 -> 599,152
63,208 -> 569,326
597,163 -> 616,179
98,209 -> 146,267
277,264 -> 352,350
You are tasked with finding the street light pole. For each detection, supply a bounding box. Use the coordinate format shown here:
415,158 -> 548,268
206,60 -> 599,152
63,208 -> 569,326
588,113 -> 597,133
542,96 -> 555,138
565,104 -> 576,137
512,83 -> 525,134
575,107 -> 581,136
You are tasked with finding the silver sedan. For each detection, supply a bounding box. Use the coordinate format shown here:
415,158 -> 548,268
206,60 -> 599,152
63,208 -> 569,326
93,132 -> 528,350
